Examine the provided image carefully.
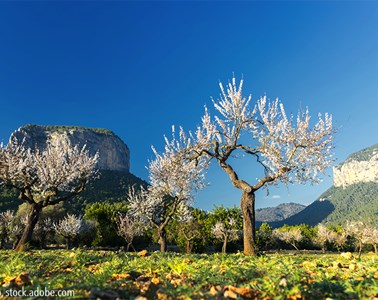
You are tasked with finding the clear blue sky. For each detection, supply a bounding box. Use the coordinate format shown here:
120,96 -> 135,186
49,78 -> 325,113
1,1 -> 377,211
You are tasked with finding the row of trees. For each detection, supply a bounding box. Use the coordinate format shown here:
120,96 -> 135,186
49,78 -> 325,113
2,203 -> 377,255
0,76 -> 334,255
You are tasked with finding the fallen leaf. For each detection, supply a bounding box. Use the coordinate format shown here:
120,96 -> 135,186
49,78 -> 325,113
151,277 -> 160,285
224,289 -> 238,299
138,250 -> 149,257
224,285 -> 260,299
340,252 -> 353,260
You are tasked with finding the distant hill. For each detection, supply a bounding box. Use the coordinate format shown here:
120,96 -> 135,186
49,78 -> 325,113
255,202 -> 306,222
273,144 -> 378,227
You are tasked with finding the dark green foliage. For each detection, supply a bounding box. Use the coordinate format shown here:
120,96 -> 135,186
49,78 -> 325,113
171,208 -> 208,253
65,170 -> 147,215
278,182 -> 378,227
0,170 -> 147,215
0,189 -> 20,212
321,183 -> 378,226
256,223 -> 274,251
84,202 -> 129,247
296,224 -> 317,249
206,205 -> 243,252
342,143 -> 378,163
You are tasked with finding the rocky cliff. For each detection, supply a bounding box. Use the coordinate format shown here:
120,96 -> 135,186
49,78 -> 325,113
272,143 -> 378,227
333,144 -> 378,188
10,124 -> 130,172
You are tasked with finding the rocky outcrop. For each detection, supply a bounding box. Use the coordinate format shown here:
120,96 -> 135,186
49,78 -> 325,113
333,144 -> 378,188
10,124 -> 130,172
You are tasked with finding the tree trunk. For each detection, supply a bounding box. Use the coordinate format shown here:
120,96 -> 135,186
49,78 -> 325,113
0,234 -> 5,249
241,191 -> 256,256
222,235 -> 228,254
15,203 -> 42,251
186,240 -> 191,254
158,227 -> 167,253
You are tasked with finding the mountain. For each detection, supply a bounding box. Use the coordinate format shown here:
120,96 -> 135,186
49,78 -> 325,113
274,144 -> 378,227
255,202 -> 306,222
10,124 -> 130,172
0,124 -> 147,213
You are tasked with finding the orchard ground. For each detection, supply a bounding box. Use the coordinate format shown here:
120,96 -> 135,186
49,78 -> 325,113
1,250 -> 378,299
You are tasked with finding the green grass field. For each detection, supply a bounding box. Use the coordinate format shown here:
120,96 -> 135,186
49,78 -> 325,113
0,250 -> 378,299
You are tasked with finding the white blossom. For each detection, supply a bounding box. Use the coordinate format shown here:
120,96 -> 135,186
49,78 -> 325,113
116,212 -> 146,251
53,214 -> 83,240
273,227 -> 303,250
211,218 -> 240,253
0,135 -> 99,202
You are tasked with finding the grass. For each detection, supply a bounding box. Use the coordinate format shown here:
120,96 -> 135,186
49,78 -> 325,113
0,250 -> 378,299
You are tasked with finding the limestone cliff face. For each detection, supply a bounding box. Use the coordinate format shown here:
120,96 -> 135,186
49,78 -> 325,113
333,144 -> 378,188
10,124 -> 130,172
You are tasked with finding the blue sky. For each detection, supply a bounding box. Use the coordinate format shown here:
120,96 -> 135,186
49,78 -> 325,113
0,1 -> 377,211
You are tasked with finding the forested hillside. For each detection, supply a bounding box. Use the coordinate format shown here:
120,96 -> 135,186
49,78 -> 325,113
0,170 -> 147,214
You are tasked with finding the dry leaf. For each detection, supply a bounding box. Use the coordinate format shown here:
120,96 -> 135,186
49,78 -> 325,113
138,250 -> 149,257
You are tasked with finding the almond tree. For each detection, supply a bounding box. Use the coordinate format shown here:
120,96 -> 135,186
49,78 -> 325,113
0,135 -> 98,251
346,221 -> 378,256
34,218 -> 54,249
116,212 -> 145,251
53,214 -> 85,249
315,224 -> 346,253
127,133 -> 207,252
364,227 -> 378,254
175,205 -> 206,254
273,227 -> 303,250
180,76 -> 334,255
211,218 -> 240,253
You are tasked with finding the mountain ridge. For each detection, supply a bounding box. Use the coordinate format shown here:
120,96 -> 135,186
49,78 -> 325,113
272,143 -> 378,227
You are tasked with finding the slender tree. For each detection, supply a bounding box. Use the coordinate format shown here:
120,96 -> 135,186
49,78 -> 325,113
53,214 -> 84,249
273,227 -> 303,251
346,221 -> 378,256
315,224 -> 346,253
211,218 -> 240,253
180,76 -> 334,255
128,132 -> 207,252
116,212 -> 145,251
0,135 -> 98,251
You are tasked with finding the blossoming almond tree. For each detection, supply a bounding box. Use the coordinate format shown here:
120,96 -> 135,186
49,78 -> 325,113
273,227 -> 303,250
181,76 -> 334,255
53,214 -> 84,249
127,131 -> 207,252
0,135 -> 98,251
116,212 -> 145,251
211,217 -> 240,253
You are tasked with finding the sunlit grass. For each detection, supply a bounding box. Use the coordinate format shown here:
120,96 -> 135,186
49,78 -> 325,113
0,250 -> 377,299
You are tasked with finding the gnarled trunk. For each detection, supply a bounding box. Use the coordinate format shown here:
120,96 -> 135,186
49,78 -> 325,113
15,203 -> 42,251
158,227 -> 167,253
241,191 -> 256,256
